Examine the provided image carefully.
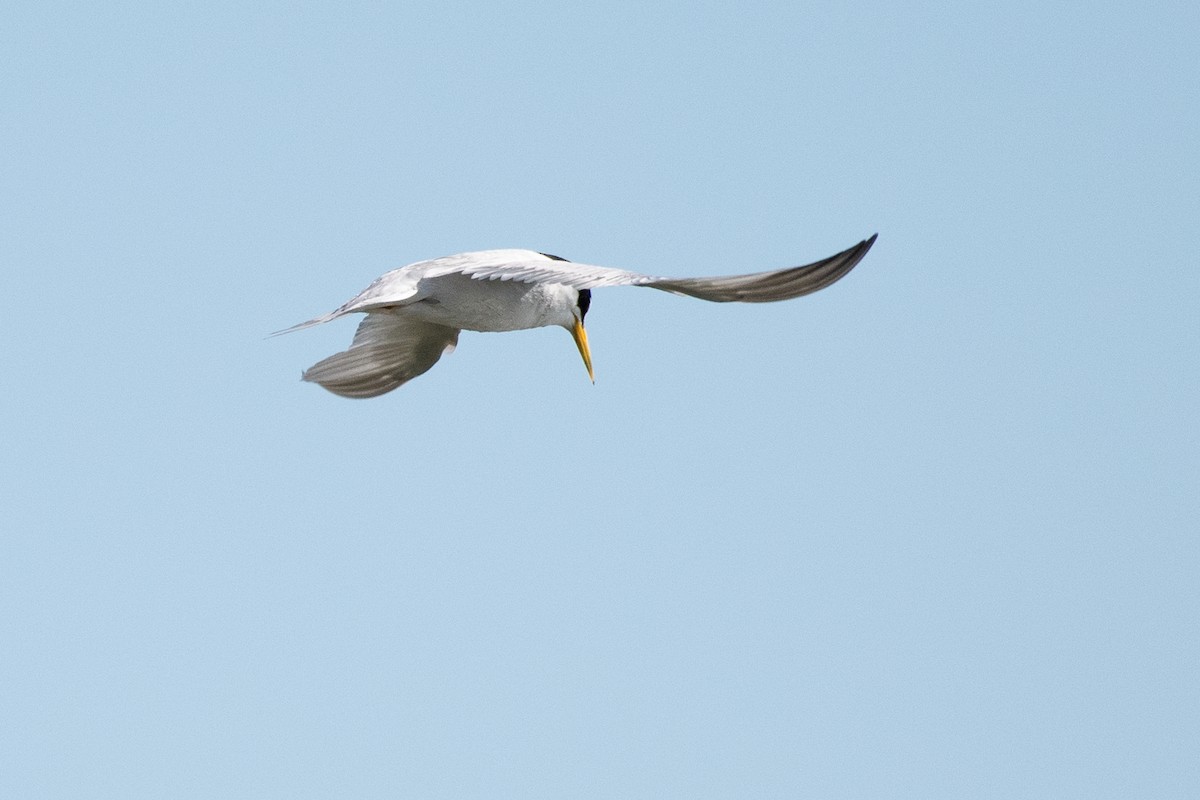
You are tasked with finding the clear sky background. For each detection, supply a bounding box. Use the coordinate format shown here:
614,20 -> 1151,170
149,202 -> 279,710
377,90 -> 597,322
2,2 -> 1197,797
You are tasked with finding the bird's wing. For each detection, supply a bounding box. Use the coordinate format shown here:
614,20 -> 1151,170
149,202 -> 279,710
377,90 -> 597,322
420,236 -> 877,301
418,249 -> 652,289
638,234 -> 877,302
271,269 -> 422,336
301,313 -> 460,398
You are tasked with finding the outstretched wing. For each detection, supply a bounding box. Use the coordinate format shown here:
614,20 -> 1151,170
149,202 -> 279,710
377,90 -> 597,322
422,235 -> 877,301
639,234 -> 877,302
301,313 -> 460,398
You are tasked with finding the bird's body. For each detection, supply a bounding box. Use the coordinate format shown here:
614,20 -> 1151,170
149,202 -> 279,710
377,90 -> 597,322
276,236 -> 877,398
399,271 -> 579,332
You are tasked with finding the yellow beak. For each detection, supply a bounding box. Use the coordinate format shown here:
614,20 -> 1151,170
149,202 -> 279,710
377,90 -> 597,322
570,318 -> 594,383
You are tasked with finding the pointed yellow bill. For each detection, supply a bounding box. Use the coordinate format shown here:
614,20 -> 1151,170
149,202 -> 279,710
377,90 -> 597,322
570,318 -> 594,383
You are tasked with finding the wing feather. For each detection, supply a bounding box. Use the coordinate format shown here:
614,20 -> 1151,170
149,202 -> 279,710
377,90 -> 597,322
416,236 -> 877,301
301,313 -> 460,398
421,249 -> 651,290
641,235 -> 877,302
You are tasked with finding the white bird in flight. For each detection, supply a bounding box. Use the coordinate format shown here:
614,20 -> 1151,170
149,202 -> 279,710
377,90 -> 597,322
276,234 -> 877,398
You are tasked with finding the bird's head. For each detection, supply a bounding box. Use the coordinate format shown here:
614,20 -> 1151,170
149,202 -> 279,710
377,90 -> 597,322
539,253 -> 594,383
567,288 -> 594,383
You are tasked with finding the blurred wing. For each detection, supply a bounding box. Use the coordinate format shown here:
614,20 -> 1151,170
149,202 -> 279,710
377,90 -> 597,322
301,313 -> 460,398
420,236 -> 877,301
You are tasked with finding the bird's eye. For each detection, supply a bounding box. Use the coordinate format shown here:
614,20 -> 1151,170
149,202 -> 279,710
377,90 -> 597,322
577,288 -> 592,321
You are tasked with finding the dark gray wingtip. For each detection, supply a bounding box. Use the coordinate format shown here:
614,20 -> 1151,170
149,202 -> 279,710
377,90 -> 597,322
644,233 -> 880,303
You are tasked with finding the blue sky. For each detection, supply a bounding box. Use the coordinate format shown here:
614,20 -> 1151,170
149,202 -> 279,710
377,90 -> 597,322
2,1 -> 1197,797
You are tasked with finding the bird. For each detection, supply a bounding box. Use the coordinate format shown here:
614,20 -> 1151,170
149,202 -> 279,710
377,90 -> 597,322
274,234 -> 877,398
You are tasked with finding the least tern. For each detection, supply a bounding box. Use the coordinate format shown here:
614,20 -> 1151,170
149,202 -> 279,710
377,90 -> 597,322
276,234 -> 877,398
